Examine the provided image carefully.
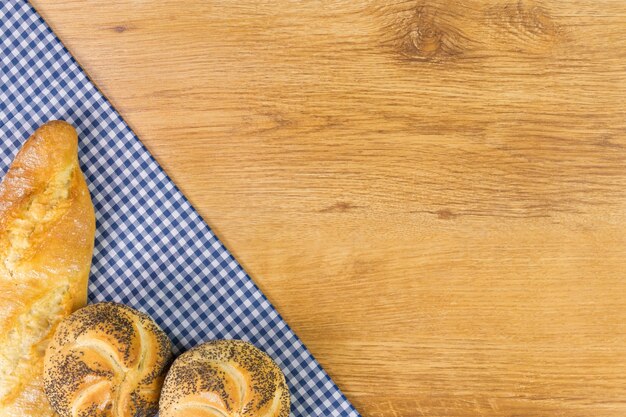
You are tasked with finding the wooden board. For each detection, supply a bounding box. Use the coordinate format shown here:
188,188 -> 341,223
30,1 -> 626,416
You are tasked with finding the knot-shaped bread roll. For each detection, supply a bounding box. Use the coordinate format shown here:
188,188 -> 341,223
160,339 -> 290,417
43,302 -> 172,417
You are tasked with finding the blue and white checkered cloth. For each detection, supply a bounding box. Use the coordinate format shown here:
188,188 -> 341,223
0,1 -> 360,416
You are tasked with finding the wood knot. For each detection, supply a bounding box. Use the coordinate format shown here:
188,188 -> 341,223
376,3 -> 474,63
318,202 -> 361,213
435,209 -> 457,220
487,1 -> 563,51
111,24 -> 132,33
406,26 -> 443,59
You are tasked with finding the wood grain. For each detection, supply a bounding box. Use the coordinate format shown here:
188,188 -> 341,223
29,1 -> 626,416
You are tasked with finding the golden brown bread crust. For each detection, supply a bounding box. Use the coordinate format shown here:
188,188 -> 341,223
160,339 -> 290,417
0,120 -> 95,417
44,302 -> 173,417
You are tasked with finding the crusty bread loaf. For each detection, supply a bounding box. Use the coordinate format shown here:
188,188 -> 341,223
160,339 -> 290,417
44,302 -> 173,417
0,121 -> 95,416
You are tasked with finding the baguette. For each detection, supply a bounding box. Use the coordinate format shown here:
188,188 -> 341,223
0,121 -> 95,416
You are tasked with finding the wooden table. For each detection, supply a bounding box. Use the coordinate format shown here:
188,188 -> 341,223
31,1 -> 626,416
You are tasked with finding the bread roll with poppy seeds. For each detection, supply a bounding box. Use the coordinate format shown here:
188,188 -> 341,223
0,121 -> 95,417
44,302 -> 173,417
160,339 -> 290,417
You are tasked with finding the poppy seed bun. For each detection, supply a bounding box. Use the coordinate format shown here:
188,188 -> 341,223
160,339 -> 290,417
43,302 -> 173,417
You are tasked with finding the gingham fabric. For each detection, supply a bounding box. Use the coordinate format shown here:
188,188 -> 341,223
0,1 -> 360,416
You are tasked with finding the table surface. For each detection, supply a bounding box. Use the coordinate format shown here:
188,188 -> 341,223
31,1 -> 626,416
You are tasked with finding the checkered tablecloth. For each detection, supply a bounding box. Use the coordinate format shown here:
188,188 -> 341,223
0,1 -> 360,416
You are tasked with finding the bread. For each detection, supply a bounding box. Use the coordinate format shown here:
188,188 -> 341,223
160,339 -> 290,417
0,121 -> 95,416
44,302 -> 173,417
